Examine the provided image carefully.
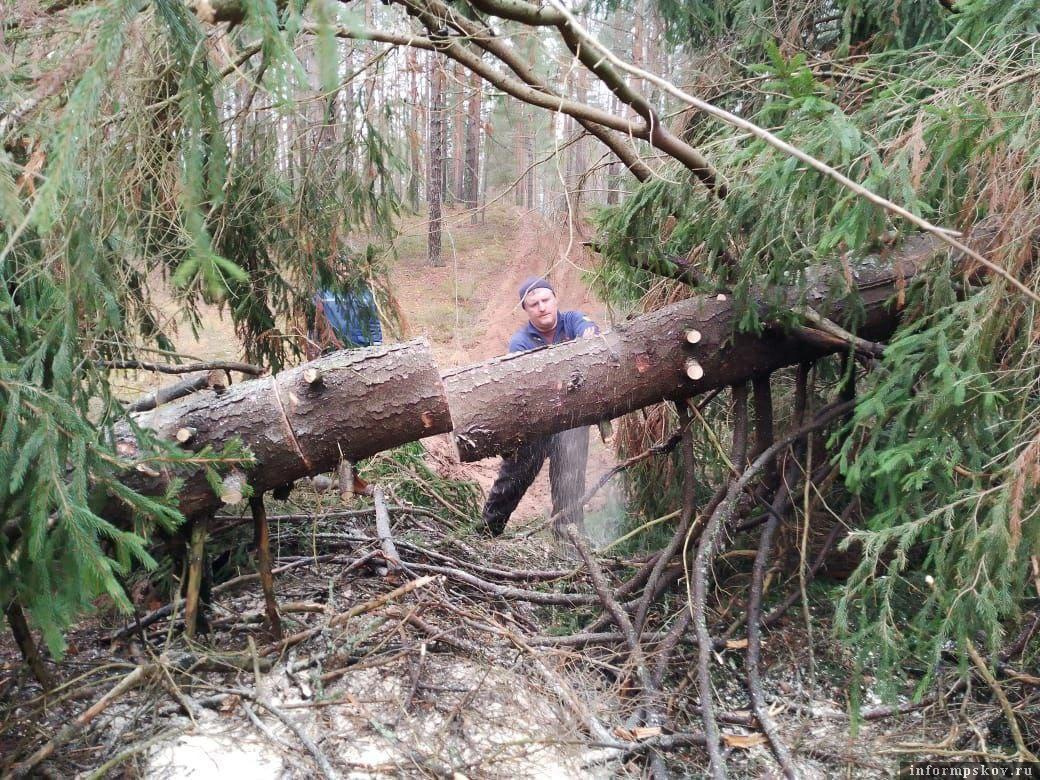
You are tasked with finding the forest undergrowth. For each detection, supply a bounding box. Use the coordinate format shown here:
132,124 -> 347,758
2,467 -> 1031,779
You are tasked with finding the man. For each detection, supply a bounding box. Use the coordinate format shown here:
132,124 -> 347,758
481,276 -> 598,537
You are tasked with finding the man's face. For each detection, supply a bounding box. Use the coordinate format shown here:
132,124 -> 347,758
523,287 -> 558,333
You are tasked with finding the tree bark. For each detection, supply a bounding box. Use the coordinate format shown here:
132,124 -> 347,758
444,234 -> 941,461
464,68 -> 482,214
94,237 -> 946,517
452,61 -> 466,205
407,47 -> 423,213
426,54 -> 444,266
114,340 -> 452,519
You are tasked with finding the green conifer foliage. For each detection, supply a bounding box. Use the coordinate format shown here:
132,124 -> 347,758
1,0 -> 399,651
594,0 -> 1040,698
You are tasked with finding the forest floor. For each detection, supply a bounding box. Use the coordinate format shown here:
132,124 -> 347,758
0,205 -> 1017,778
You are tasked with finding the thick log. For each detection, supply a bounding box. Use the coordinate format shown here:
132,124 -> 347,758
114,340 -> 452,518
444,234 -> 942,461
96,237 -> 947,513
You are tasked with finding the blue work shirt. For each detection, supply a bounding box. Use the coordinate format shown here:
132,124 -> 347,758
507,310 -> 598,353
313,287 -> 383,348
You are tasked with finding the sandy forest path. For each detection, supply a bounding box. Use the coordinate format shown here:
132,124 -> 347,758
389,206 -> 621,537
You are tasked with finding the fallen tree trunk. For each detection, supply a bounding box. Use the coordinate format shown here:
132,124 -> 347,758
115,340 -> 453,518
444,234 -> 941,461
111,235 -> 945,513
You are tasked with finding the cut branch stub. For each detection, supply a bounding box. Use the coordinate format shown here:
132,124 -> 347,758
176,427 -> 197,445
685,359 -> 705,381
686,329 -> 702,344
220,470 -> 247,505
303,367 -> 323,386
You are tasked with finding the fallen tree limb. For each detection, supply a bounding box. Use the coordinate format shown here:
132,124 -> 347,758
102,359 -> 263,375
403,561 -> 599,606
373,485 -> 402,574
124,373 -> 211,413
7,664 -> 154,778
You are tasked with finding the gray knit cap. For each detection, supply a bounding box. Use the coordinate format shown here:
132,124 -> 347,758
518,276 -> 554,303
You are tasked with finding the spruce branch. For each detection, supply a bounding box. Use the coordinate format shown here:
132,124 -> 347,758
544,0 -> 1040,306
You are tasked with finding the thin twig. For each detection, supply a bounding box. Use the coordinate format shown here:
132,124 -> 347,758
8,664 -> 154,778
100,359 -> 263,375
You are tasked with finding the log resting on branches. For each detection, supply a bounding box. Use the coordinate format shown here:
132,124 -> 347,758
444,233 -> 942,461
110,235 -> 943,515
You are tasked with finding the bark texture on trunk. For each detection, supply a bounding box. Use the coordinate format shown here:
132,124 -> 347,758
116,340 -> 452,518
102,236 -> 945,512
444,235 -> 940,461
427,55 -> 445,266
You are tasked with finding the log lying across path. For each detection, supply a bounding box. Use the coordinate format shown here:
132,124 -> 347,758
115,235 -> 946,514
445,235 -> 936,461
116,341 -> 453,518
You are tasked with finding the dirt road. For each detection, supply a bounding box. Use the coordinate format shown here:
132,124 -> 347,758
390,206 -> 621,536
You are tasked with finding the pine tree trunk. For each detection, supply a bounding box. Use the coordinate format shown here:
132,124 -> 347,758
342,42 -> 357,177
463,69 -> 482,216
73,238 -> 944,521
514,116 -> 524,206
524,124 -> 534,208
443,237 -> 938,461
606,159 -> 620,205
113,340 -> 452,519
407,48 -> 422,213
427,55 -> 444,267
479,100 -> 491,223
452,62 -> 466,205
